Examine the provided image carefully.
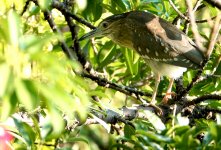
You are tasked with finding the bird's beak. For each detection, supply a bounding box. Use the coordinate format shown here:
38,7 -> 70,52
79,28 -> 102,41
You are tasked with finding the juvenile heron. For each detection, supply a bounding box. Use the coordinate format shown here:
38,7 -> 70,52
79,11 -> 204,104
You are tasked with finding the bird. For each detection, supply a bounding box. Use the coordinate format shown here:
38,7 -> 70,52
79,11 -> 204,105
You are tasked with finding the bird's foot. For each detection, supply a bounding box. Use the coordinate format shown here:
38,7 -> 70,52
162,92 -> 176,104
149,103 -> 163,116
138,96 -> 163,116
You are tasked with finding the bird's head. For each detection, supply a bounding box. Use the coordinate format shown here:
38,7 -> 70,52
79,13 -> 129,41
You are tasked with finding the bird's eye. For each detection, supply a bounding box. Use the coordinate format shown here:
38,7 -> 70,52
102,22 -> 109,28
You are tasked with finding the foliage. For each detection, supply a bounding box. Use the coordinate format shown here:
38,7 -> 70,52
0,0 -> 221,149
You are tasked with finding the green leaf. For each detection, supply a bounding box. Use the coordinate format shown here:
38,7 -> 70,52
98,42 -> 116,68
76,0 -> 87,10
19,34 -> 57,53
174,126 -> 190,135
29,6 -> 40,16
122,48 -> 138,76
15,79 -> 39,110
1,91 -> 17,121
142,110 -> 166,131
7,10 -> 21,45
13,117 -> 36,147
82,0 -> 102,21
38,0 -> 52,10
112,0 -> 127,12
0,63 -> 12,97
0,17 -> 8,43
209,122 -> 221,142
136,130 -> 172,143
40,108 -> 65,140
214,62 -> 221,75
67,137 -> 89,144
124,124 -> 135,138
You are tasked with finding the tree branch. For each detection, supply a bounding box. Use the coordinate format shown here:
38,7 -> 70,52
52,0 -> 96,29
186,0 -> 205,52
206,13 -> 221,58
185,94 -> 221,106
21,0 -> 32,15
43,10 -> 75,59
204,0 -> 221,10
82,73 -> 154,98
169,0 -> 189,21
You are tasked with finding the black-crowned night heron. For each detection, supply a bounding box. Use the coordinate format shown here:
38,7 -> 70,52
79,11 -> 204,104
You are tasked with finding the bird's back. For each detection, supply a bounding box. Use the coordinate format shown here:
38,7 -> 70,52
117,11 -> 205,70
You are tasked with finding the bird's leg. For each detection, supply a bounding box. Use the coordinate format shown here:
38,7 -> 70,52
162,78 -> 175,104
150,73 -> 161,104
148,73 -> 163,115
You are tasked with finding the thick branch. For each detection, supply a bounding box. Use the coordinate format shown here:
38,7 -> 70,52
43,10 -> 75,59
62,9 -> 92,72
204,0 -> 221,10
82,73 -> 153,98
185,94 -> 221,106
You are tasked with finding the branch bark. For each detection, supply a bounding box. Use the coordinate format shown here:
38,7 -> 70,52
204,0 -> 221,10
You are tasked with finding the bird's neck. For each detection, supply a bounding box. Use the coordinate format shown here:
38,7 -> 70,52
108,23 -> 134,49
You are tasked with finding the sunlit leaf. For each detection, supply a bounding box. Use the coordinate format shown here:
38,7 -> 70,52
19,34 -> 57,53
40,108 -> 65,140
1,91 -> 17,121
142,110 -> 166,131
15,79 -> 39,110
13,118 -> 36,147
0,63 -> 12,97
7,10 -> 21,46
38,0 -> 52,10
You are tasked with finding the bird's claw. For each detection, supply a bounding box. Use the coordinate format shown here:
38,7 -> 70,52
149,103 -> 163,116
162,92 -> 176,104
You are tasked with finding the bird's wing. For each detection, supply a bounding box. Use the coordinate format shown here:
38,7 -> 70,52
129,12 -> 204,69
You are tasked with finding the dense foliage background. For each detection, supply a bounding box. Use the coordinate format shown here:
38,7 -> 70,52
0,0 -> 221,149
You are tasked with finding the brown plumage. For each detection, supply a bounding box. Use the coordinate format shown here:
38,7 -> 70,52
79,11 -> 205,104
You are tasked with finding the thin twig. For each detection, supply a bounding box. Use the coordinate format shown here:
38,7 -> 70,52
204,107 -> 221,114
176,5 -> 221,101
169,0 -> 189,21
172,11 -> 216,24
193,0 -> 203,12
196,16 -> 217,23
176,59 -> 206,100
21,0 -> 32,15
31,0 -> 75,59
206,13 -> 221,58
172,104 -> 177,139
186,0 -> 204,52
196,74 -> 220,83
